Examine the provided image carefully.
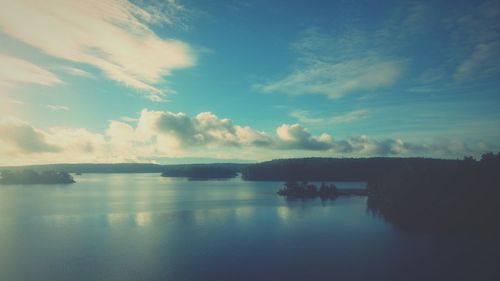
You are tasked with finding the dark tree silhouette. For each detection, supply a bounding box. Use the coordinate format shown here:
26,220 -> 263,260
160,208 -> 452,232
242,157 -> 456,181
367,152 -> 500,235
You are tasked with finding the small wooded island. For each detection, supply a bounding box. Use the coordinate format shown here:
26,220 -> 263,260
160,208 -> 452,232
1,152 -> 498,235
277,181 -> 339,199
264,152 -> 500,235
0,170 -> 75,185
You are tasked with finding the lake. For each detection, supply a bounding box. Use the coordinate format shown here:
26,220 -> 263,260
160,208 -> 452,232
0,174 -> 498,281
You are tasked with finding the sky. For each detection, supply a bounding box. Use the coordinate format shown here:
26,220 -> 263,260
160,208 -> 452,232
1,0 -> 499,165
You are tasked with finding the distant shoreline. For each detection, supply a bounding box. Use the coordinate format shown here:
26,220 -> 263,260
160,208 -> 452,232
0,170 -> 75,185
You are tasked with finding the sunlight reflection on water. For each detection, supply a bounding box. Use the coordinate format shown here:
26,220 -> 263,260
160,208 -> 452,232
0,174 -> 497,281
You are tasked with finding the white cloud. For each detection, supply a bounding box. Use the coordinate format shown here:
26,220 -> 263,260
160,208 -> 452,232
0,111 -> 493,165
0,118 -> 60,154
46,127 -> 106,157
276,124 -> 333,150
0,0 -> 196,101
0,53 -> 62,91
139,109 -> 272,149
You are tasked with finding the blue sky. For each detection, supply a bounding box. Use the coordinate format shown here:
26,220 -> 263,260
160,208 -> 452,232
1,0 -> 499,164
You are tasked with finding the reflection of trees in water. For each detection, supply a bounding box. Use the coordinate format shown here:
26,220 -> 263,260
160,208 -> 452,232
367,152 -> 500,235
277,181 -> 339,199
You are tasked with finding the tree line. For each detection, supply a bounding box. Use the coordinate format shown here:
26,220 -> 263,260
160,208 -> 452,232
243,153 -> 500,234
242,157 -> 457,181
161,164 -> 239,179
0,170 -> 75,185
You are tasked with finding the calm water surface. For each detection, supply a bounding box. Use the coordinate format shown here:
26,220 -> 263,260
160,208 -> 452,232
0,174 -> 498,281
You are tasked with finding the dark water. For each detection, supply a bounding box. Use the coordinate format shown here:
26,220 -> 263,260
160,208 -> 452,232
0,174 -> 498,281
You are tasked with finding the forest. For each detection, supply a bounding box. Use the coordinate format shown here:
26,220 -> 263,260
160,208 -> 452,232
0,163 -> 248,175
242,157 -> 457,181
243,153 -> 500,234
0,170 -> 75,185
367,152 -> 500,234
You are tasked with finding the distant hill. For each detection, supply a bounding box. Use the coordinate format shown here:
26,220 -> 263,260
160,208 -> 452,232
1,159 -> 461,181
0,163 -> 250,175
242,157 -> 458,181
0,163 -> 164,174
161,164 -> 240,179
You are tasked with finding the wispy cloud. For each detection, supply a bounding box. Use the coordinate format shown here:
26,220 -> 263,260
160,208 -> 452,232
120,116 -> 138,123
60,66 -> 94,79
453,40 -> 500,81
0,53 -> 62,91
44,104 -> 70,112
256,57 -> 403,99
8,99 -> 25,105
289,110 -> 324,125
290,109 -> 370,125
331,109 -> 370,124
446,1 -> 500,81
255,1 -> 500,98
0,0 -> 196,101
254,26 -> 404,99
